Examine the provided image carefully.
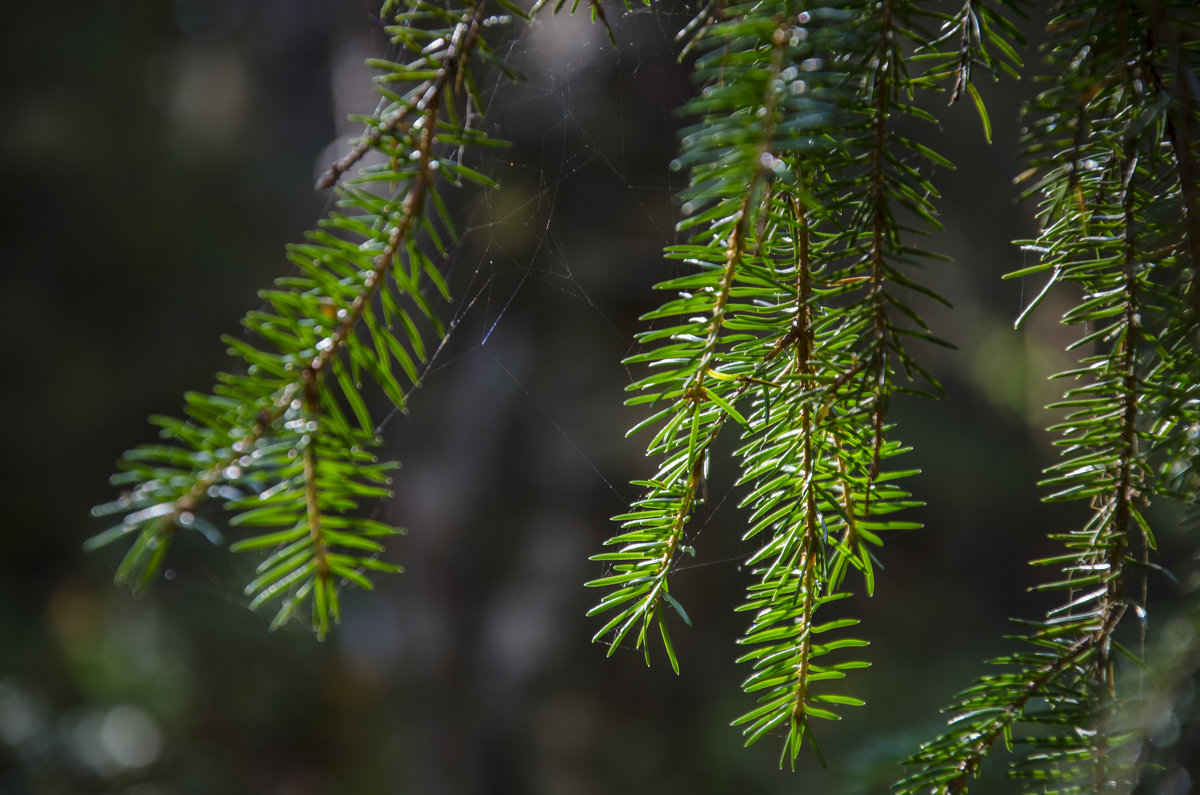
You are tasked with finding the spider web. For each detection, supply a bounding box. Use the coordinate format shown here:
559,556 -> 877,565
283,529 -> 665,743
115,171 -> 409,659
367,5 -> 699,507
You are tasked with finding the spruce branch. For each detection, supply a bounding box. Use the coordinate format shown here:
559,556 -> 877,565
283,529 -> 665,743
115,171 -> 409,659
590,0 -> 990,767
896,3 -> 1198,789
731,190 -> 877,768
90,0 -> 506,637
586,4 -> 799,670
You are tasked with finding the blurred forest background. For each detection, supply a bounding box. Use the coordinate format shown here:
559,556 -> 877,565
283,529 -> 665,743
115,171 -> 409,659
2,1 -> 1194,793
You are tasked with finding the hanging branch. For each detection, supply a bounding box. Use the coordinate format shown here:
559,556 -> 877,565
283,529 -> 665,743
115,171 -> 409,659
731,187 -> 880,767
586,0 -> 802,672
589,0 -> 1022,767
89,0 -> 511,638
896,2 -> 1197,790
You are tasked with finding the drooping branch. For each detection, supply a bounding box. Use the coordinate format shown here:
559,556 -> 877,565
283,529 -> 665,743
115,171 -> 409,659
595,0 -> 977,767
91,0 -> 505,635
896,4 -> 1197,789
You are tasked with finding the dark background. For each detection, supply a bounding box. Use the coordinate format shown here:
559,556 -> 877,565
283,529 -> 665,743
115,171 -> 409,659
1,1 -> 1188,793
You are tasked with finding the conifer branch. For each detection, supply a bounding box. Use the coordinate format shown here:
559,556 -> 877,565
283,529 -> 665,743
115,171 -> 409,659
91,0 -> 507,636
591,0 -> 1001,765
897,4 -> 1197,788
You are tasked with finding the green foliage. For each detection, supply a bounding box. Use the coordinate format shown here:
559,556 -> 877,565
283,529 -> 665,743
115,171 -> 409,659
89,0 -> 1200,789
89,0 -> 512,639
896,2 -> 1200,791
587,0 -> 1025,767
